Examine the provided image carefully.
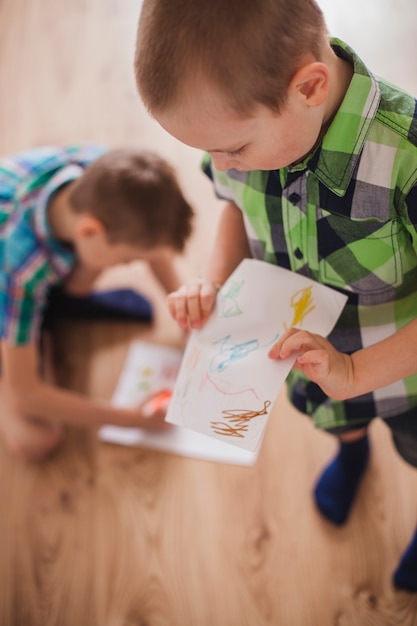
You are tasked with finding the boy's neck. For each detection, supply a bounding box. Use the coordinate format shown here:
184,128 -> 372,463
47,183 -> 77,244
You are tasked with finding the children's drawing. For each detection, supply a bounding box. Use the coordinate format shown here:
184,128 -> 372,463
209,333 -> 280,373
110,342 -> 182,408
219,279 -> 244,317
286,285 -> 316,328
200,371 -> 259,399
210,400 -> 271,438
166,259 -> 348,452
99,340 -> 258,466
136,366 -> 154,395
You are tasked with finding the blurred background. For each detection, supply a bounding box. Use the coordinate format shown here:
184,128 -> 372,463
1,2 -> 417,625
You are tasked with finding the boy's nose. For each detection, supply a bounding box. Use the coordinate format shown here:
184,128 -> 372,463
210,153 -> 238,171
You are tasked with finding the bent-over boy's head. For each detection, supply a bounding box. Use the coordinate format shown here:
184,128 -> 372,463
134,0 -> 335,173
135,0 -> 327,117
69,148 -> 193,253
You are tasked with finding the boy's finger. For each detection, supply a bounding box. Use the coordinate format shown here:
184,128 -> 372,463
185,282 -> 204,326
167,293 -> 179,319
268,327 -> 301,359
167,293 -> 188,326
200,282 -> 218,316
267,339 -> 284,359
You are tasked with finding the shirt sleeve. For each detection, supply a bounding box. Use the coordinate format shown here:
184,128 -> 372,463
200,153 -> 240,204
0,272 -> 49,345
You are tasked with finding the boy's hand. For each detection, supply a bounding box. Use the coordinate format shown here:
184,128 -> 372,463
167,279 -> 220,329
268,328 -> 354,401
135,389 -> 173,431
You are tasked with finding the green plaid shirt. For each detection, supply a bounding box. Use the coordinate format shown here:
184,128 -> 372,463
202,39 -> 417,430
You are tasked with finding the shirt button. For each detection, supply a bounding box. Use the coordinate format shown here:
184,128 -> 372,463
288,192 -> 301,204
294,248 -> 304,259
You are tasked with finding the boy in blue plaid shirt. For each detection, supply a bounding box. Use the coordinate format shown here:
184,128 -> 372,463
134,0 -> 417,592
0,145 -> 193,461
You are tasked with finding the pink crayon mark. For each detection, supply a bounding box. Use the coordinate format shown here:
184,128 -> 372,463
185,346 -> 201,370
199,371 -> 259,399
161,364 -> 180,379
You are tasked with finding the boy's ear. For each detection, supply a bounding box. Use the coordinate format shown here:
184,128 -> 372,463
74,215 -> 105,239
289,62 -> 329,108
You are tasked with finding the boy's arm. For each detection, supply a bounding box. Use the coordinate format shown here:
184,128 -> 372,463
167,202 -> 251,328
268,319 -> 417,400
1,341 -> 167,429
205,201 -> 252,286
64,263 -> 102,295
147,251 -> 183,294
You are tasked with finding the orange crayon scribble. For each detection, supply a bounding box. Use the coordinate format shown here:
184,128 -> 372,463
210,400 -> 271,438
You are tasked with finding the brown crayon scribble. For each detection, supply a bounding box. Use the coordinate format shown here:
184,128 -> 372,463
210,400 -> 271,438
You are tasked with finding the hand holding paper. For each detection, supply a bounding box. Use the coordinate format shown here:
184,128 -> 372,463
268,327 -> 353,401
167,278 -> 220,329
166,259 -> 348,452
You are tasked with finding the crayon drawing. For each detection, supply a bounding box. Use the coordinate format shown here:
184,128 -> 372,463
110,341 -> 182,408
209,333 -> 280,373
200,371 -> 259,399
219,279 -> 244,318
285,285 -> 316,329
210,400 -> 271,438
99,340 -> 258,466
166,259 -> 348,452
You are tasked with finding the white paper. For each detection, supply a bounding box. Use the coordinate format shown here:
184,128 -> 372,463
166,259 -> 348,452
99,340 -> 258,465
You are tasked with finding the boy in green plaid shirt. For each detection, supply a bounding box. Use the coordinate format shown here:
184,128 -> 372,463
0,146 -> 193,462
135,0 -> 417,592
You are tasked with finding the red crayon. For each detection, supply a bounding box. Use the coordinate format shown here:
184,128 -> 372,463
143,389 -> 173,416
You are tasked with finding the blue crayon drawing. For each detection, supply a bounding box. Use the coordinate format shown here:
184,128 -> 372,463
209,333 -> 280,373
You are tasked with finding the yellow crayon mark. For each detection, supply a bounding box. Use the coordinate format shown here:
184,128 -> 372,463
285,286 -> 315,328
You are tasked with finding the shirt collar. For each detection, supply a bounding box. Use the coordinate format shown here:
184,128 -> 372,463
34,163 -> 84,241
304,38 -> 381,196
34,164 -> 83,276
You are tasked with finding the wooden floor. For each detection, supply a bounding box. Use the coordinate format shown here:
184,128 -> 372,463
1,1 -> 417,624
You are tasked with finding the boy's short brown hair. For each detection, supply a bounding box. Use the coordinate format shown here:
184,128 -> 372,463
135,0 -> 327,116
69,149 -> 193,251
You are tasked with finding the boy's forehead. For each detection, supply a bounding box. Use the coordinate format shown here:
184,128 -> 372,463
156,99 -> 269,152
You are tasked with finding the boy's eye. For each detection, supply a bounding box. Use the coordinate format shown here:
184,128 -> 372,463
227,146 -> 245,157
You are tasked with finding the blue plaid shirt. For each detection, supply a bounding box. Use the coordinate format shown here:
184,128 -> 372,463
0,144 -> 105,344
